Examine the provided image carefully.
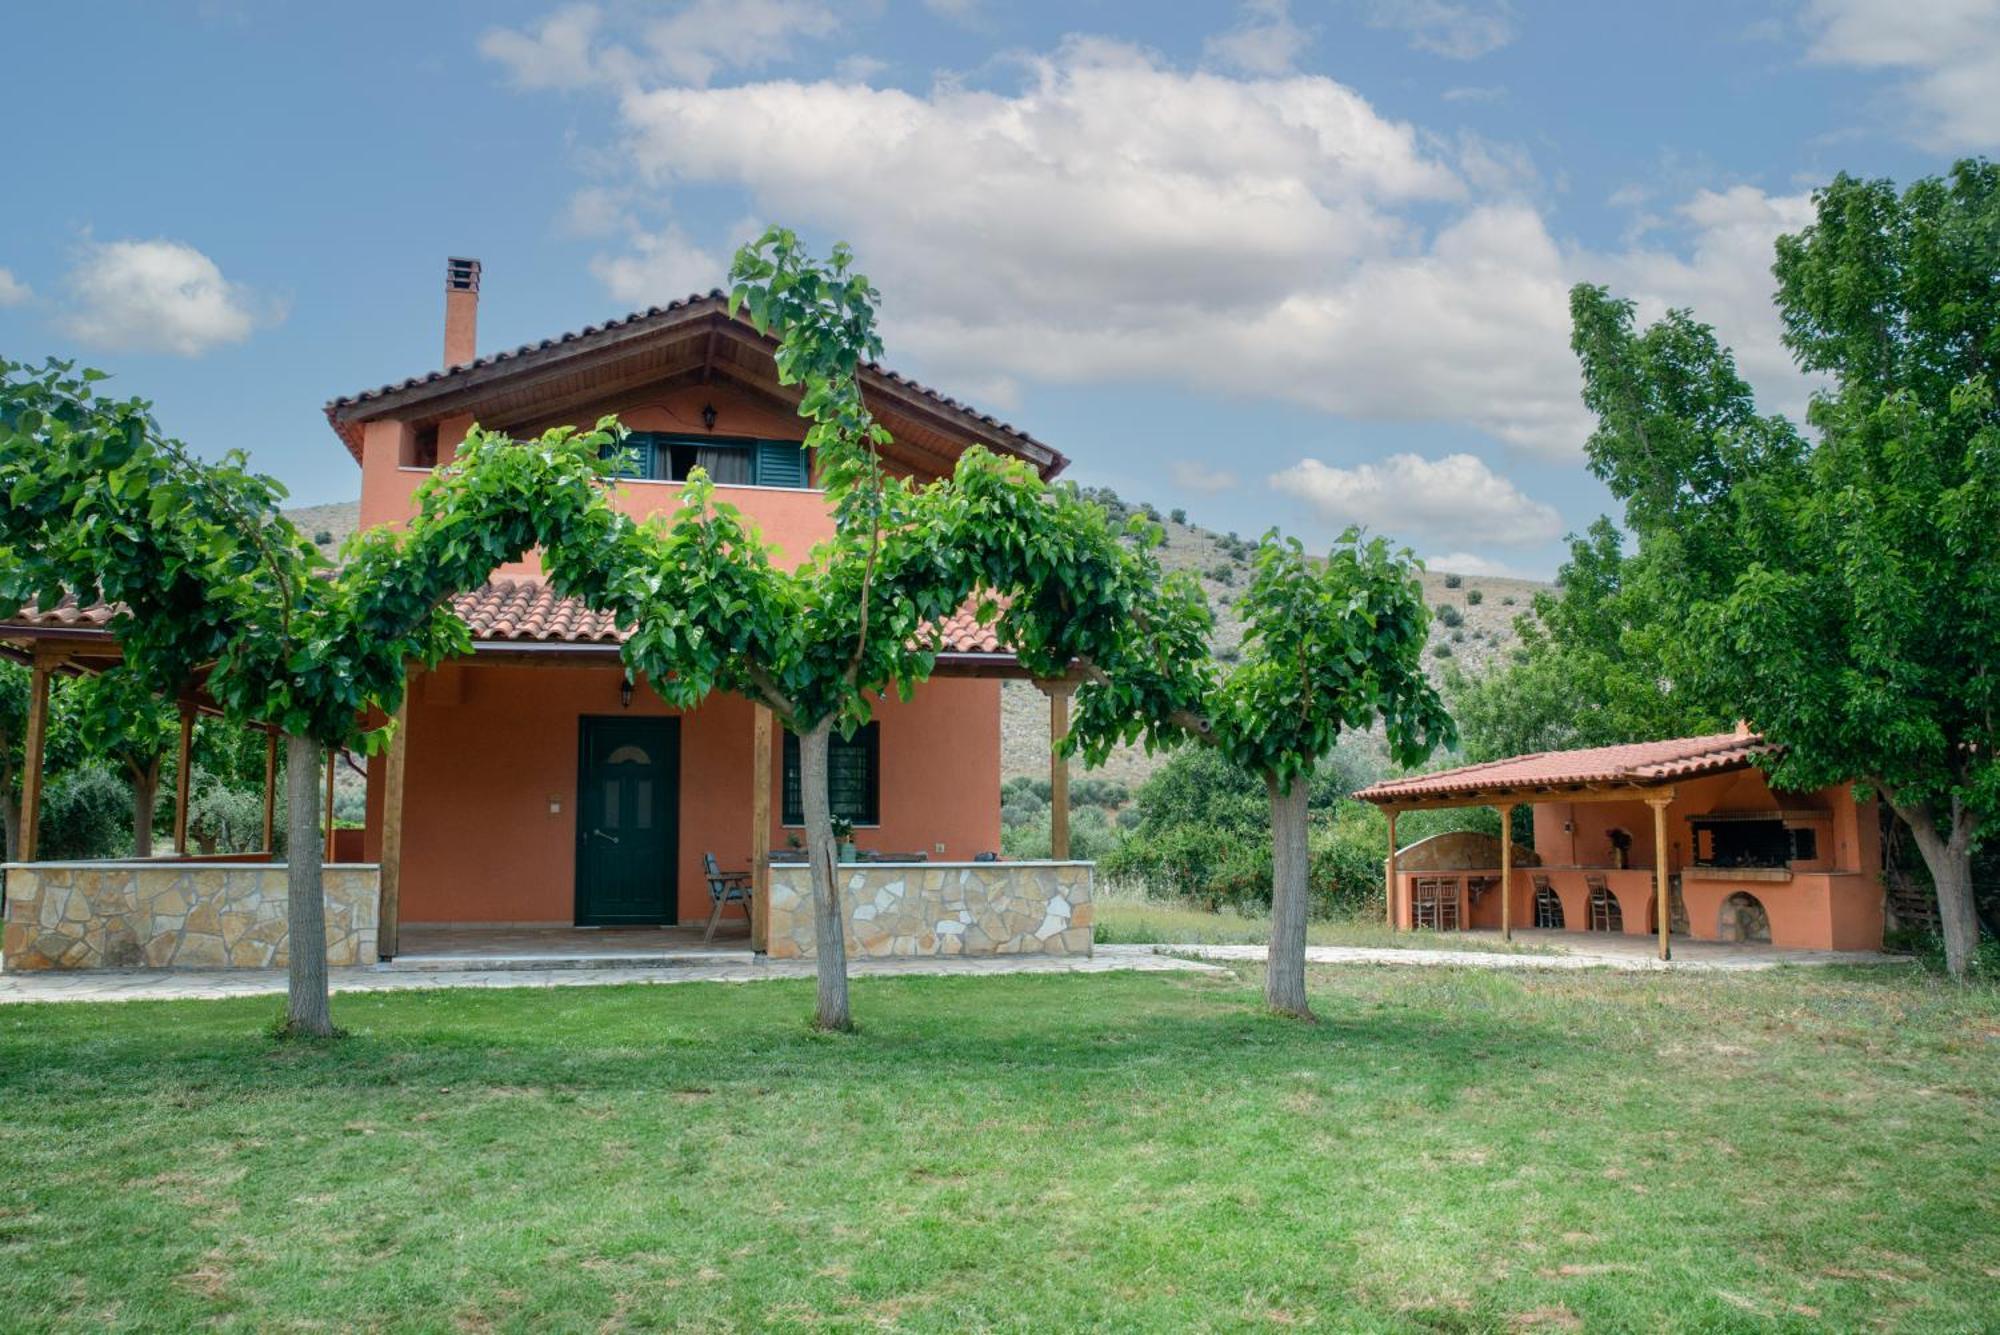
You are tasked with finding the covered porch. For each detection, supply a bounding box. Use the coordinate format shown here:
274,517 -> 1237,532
3,587 -> 1099,971
1356,731 -> 1887,960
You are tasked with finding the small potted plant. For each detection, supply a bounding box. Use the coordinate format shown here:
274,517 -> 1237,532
831,815 -> 856,862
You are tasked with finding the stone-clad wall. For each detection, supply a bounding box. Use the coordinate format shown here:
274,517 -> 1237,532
1,863 -> 380,971
765,861 -> 1093,960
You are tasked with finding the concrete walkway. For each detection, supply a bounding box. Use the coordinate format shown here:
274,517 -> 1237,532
1143,936 -> 1903,973
0,946 -> 1222,1006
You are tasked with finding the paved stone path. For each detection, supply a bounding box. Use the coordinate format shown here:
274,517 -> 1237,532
1140,941 -> 1903,973
0,932 -> 1905,1006
0,946 -> 1222,1005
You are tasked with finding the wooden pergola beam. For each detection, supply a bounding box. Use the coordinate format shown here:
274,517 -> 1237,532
1647,794 -> 1673,962
1498,802 -> 1516,942
377,701 -> 410,960
261,728 -> 278,853
1366,784 -> 1674,813
18,651 -> 56,862
1038,679 -> 1076,861
171,698 -> 196,856
1384,807 -> 1399,931
750,703 -> 772,952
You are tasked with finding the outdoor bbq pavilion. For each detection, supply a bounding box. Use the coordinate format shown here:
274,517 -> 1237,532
1354,729 -> 1887,959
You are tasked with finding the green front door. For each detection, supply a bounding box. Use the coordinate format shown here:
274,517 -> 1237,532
575,717 -> 679,925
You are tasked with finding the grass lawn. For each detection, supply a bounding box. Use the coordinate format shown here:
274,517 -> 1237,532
2,965 -> 1995,1331
1093,896 -> 1552,952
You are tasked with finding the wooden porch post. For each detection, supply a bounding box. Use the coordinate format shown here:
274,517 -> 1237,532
1047,683 -> 1073,860
1648,794 -> 1672,962
18,654 -> 54,862
172,698 -> 195,856
377,700 -> 409,961
1384,807 -> 1399,930
322,746 -> 337,861
1498,802 -> 1515,942
750,703 -> 772,952
260,728 -> 278,853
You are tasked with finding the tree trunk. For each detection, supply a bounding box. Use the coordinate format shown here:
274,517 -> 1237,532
797,721 -> 853,1032
281,732 -> 337,1038
1898,796 -> 1981,979
1264,771 -> 1313,1020
129,760 -> 158,859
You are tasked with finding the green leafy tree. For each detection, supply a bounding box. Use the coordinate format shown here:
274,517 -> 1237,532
2,358 -> 641,1034
59,667 -> 181,857
565,229 -> 1212,1032
1447,519 -> 1727,762
1567,159 -> 2000,977
1208,533 -> 1454,1017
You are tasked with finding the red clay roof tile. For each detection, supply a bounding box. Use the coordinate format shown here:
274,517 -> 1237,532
1354,732 -> 1777,804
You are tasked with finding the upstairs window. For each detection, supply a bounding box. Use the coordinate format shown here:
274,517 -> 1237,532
782,723 -> 880,826
605,433 -> 811,488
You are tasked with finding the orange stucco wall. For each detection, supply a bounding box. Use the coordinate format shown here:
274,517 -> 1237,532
365,662 -> 1001,925
357,383 -> 860,572
1394,771 -> 1884,951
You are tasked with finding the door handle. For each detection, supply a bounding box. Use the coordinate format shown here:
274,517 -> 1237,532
589,829 -> 621,844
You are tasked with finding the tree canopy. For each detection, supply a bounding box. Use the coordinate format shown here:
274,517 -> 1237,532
1566,159 -> 1999,975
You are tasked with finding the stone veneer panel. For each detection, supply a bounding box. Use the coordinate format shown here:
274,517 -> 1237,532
1,863 -> 379,971
765,861 -> 1093,960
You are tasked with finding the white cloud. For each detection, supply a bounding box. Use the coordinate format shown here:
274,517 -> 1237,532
537,32 -> 1818,459
589,224 -> 726,303
60,238 -> 267,356
1269,453 -> 1564,548
1441,84 -> 1506,102
1801,0 -> 2000,149
1205,0 -> 1312,76
0,267 -> 31,307
1359,0 -> 1517,60
1582,185 -> 1821,420
1169,460 -> 1240,495
481,0 -> 840,91
1425,550 -> 1531,578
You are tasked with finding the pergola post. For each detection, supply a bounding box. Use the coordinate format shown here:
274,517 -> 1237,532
172,698 -> 195,856
1384,807 -> 1399,930
1044,682 -> 1074,860
377,699 -> 410,961
18,653 -> 54,862
322,747 -> 337,861
750,703 -> 773,951
260,728 -> 278,853
1498,802 -> 1515,942
1648,794 -> 1673,962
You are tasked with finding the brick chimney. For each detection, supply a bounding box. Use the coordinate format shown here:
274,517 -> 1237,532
444,257 -> 481,368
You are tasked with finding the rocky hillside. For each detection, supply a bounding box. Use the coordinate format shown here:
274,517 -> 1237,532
285,496 -> 1549,792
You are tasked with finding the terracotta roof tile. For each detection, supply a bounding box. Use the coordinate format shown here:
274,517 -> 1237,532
1355,731 -> 1777,805
1,594 -> 118,631
457,578 -> 1008,656
5,579 -> 1013,659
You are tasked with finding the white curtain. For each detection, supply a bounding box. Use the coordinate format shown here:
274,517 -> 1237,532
695,447 -> 752,484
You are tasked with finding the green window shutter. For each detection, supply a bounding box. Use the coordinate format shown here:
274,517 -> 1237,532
753,439 -> 810,488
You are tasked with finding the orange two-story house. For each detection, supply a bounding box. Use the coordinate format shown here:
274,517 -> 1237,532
327,260 -> 1073,957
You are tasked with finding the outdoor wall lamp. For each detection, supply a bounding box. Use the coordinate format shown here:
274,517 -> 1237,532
619,679 -> 634,709
701,403 -> 718,430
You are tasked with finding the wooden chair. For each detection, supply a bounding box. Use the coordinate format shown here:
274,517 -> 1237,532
702,852 -> 753,944
1586,875 -> 1622,933
1412,876 -> 1460,931
1532,874 -> 1565,930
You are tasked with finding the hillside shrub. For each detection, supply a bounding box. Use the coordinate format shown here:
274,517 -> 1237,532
1435,604 -> 1464,628
1466,589 -> 1484,605
1443,573 -> 1463,589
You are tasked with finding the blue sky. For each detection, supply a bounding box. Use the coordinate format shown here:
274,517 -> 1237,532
5,1 -> 1994,577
